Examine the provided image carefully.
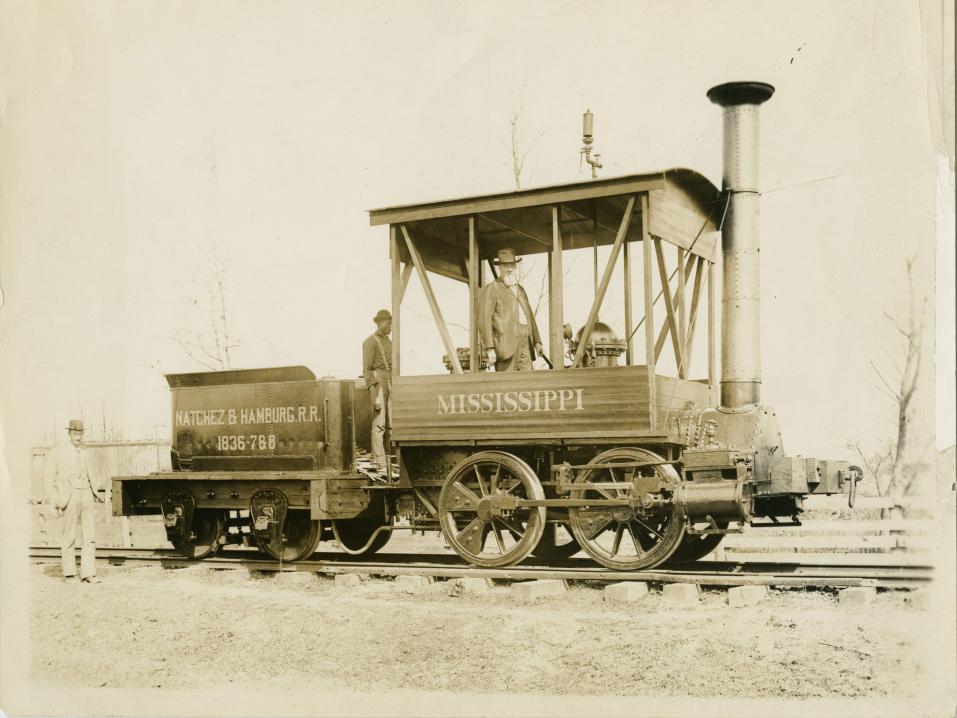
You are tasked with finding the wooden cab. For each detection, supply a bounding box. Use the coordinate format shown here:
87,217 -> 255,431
369,169 -> 722,453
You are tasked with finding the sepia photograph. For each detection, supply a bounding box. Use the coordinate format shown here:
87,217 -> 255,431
1,1 -> 954,716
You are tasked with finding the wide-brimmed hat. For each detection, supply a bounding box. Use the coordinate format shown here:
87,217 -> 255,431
66,419 -> 85,432
373,309 -> 392,323
491,248 -> 522,265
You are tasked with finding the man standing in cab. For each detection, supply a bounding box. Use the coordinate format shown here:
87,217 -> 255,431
478,248 -> 543,371
362,309 -> 393,471
43,419 -> 103,583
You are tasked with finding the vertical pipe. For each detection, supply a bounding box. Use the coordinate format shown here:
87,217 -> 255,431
549,205 -> 564,368
641,194 -> 656,429
707,81 -> 774,410
468,216 -> 479,373
623,239 -> 633,366
390,225 -> 401,377
592,204 -> 599,298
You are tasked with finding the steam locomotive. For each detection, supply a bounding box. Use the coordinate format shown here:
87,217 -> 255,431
113,82 -> 860,570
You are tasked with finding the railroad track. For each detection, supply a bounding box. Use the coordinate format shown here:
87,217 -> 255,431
28,546 -> 933,589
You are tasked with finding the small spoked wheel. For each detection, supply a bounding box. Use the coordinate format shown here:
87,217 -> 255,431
256,510 -> 322,562
172,509 -> 225,559
530,522 -> 581,561
332,518 -> 393,556
567,448 -> 684,570
438,451 -> 546,568
668,520 -> 729,563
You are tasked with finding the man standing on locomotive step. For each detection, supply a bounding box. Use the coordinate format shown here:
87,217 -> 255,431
362,309 -> 393,470
43,419 -> 103,583
478,248 -> 543,372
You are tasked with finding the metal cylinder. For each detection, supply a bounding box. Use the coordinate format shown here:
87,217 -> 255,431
707,82 -> 775,410
678,480 -> 752,522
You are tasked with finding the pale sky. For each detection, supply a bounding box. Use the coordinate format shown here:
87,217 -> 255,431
1,0 -> 953,488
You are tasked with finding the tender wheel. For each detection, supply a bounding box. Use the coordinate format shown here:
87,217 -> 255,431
172,509 -> 225,559
530,522 -> 581,561
332,518 -> 392,556
438,451 -> 546,568
255,510 -> 322,562
668,520 -> 729,563
567,448 -> 684,570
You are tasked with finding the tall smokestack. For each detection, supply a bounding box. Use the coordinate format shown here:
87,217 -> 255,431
707,81 -> 775,410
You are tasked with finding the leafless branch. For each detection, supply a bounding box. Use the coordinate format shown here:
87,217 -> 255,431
174,259 -> 240,371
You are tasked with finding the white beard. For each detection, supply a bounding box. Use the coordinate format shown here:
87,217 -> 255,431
502,271 -> 519,287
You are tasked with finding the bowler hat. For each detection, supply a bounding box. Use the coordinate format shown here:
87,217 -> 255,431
373,309 -> 392,323
491,248 -> 522,265
66,419 -> 85,432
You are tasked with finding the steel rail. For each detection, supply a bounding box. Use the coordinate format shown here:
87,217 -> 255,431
28,546 -> 932,589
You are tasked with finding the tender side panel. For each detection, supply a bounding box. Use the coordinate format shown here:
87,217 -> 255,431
392,366 -> 657,442
170,379 -> 354,472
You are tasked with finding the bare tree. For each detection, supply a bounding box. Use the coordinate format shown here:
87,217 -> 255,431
504,109 -> 543,191
850,252 -> 929,510
175,260 -> 240,371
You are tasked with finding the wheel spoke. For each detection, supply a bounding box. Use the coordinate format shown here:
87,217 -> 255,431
492,525 -> 507,554
490,464 -> 501,493
631,516 -> 664,541
494,515 -> 526,540
627,524 -> 646,556
610,524 -> 625,556
506,478 -> 525,496
473,465 -> 488,497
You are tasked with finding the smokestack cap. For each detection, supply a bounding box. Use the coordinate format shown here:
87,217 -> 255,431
707,82 -> 775,107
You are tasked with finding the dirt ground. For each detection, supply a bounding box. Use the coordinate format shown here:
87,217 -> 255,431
26,558 -> 943,706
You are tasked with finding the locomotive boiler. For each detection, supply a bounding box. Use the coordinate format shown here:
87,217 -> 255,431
113,81 -> 861,570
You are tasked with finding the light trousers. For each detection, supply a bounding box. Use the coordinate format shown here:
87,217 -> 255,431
371,396 -> 391,468
60,489 -> 96,579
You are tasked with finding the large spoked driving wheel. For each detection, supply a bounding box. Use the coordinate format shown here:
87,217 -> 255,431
668,520 -> 729,563
332,518 -> 392,556
439,451 -> 546,568
172,509 -> 225,559
567,448 -> 684,570
255,510 -> 322,562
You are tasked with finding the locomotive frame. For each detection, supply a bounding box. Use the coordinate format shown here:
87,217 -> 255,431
113,81 -> 860,570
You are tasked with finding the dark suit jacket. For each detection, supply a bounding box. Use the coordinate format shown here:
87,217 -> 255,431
478,280 -> 542,360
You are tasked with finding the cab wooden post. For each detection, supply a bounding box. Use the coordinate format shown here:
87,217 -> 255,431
549,205 -> 564,368
708,259 -> 716,391
641,194 -> 656,429
390,224 -> 401,375
623,238 -> 633,365
468,216 -> 480,372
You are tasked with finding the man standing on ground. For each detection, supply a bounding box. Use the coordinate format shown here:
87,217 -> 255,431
478,248 -> 543,371
362,309 -> 393,471
43,419 -> 103,583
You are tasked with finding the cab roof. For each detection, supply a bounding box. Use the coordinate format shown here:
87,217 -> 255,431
368,169 -> 722,282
